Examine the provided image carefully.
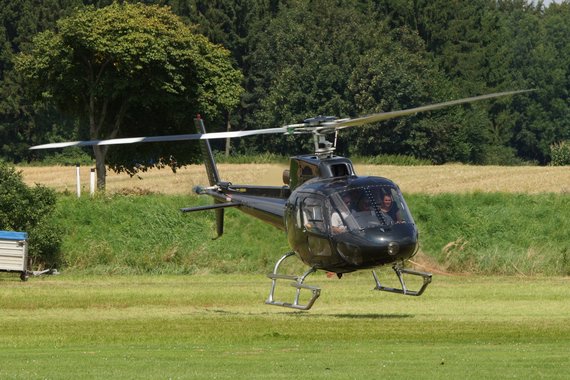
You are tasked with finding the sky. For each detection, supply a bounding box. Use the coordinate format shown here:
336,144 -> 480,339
539,0 -> 562,6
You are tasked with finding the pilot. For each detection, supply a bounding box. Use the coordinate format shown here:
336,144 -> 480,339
380,193 -> 403,223
330,193 -> 353,233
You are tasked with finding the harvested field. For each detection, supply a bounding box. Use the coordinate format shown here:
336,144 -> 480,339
19,164 -> 570,194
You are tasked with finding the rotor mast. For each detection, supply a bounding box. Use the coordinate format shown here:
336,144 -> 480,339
313,133 -> 336,157
303,116 -> 338,158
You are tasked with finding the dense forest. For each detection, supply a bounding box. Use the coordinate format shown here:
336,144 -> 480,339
1,0 -> 569,167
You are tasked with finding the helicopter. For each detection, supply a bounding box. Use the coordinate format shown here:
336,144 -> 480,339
31,90 -> 531,310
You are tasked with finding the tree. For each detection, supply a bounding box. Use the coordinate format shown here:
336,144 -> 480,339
0,0 -> 83,163
16,2 -> 243,188
166,0 -> 285,155
346,27 -> 484,163
242,0 -> 380,155
242,0 -> 465,161
497,2 -> 566,164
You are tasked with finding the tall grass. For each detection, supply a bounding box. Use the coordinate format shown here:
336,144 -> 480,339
407,193 -> 570,275
55,193 -> 290,274
52,192 -> 570,275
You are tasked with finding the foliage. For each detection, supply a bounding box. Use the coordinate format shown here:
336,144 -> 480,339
0,161 -> 61,267
366,0 -> 569,165
238,0 -> 366,155
1,0 -> 570,166
0,0 -> 82,163
15,2 -> 243,187
550,141 -> 570,166
213,151 -> 288,164
345,28 -> 474,163
351,154 -> 432,166
38,147 -> 93,166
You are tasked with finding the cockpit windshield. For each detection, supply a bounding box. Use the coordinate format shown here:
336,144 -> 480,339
328,185 -> 413,234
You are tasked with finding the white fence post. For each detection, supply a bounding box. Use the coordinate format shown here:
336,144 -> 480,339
90,168 -> 95,197
75,164 -> 81,198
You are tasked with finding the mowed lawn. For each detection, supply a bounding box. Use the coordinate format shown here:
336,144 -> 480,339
11,164 -> 570,378
0,273 -> 568,379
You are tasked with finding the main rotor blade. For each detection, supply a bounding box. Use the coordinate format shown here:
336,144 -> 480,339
29,89 -> 532,150
329,89 -> 534,131
29,127 -> 288,150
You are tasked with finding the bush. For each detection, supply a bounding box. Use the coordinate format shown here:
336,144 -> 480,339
214,151 -> 288,164
352,154 -> 432,166
550,141 -> 570,166
41,147 -> 93,166
0,161 -> 62,268
479,145 -> 531,166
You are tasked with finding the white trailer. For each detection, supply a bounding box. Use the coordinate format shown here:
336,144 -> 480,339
0,231 -> 29,281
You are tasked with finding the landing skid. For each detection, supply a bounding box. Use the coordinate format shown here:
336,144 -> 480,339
372,263 -> 432,296
265,252 -> 321,310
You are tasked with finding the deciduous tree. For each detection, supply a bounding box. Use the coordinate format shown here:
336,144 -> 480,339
16,2 -> 243,188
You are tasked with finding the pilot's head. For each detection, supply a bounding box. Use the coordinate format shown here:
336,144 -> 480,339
382,194 -> 393,209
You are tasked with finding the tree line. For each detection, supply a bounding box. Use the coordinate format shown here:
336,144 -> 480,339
1,0 -> 569,171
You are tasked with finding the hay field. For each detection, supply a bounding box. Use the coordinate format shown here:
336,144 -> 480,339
19,163 -> 570,194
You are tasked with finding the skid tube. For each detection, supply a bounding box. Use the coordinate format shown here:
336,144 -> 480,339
372,263 -> 432,296
265,252 -> 321,310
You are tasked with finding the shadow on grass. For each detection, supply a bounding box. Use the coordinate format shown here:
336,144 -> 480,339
331,313 -> 414,319
272,312 -> 415,319
204,309 -> 414,319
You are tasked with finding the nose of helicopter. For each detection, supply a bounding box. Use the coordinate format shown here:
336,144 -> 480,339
334,224 -> 418,268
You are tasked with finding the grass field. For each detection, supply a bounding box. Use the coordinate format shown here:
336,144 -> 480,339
8,164 -> 570,378
0,273 -> 569,379
19,163 -> 570,194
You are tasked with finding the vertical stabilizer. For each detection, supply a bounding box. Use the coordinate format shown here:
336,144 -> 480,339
194,116 -> 224,237
194,116 -> 221,186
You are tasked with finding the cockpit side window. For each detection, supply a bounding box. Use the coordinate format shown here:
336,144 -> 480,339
301,196 -> 326,233
328,193 -> 350,234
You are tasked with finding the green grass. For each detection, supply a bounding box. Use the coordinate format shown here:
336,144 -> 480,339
408,193 -> 570,275
0,273 -> 568,378
53,194 -> 291,275
51,192 -> 570,275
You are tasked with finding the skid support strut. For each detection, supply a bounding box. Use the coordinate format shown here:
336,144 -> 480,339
265,252 -> 321,310
372,263 -> 432,296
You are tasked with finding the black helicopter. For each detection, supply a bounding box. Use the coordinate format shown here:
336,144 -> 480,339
31,90 -> 531,310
